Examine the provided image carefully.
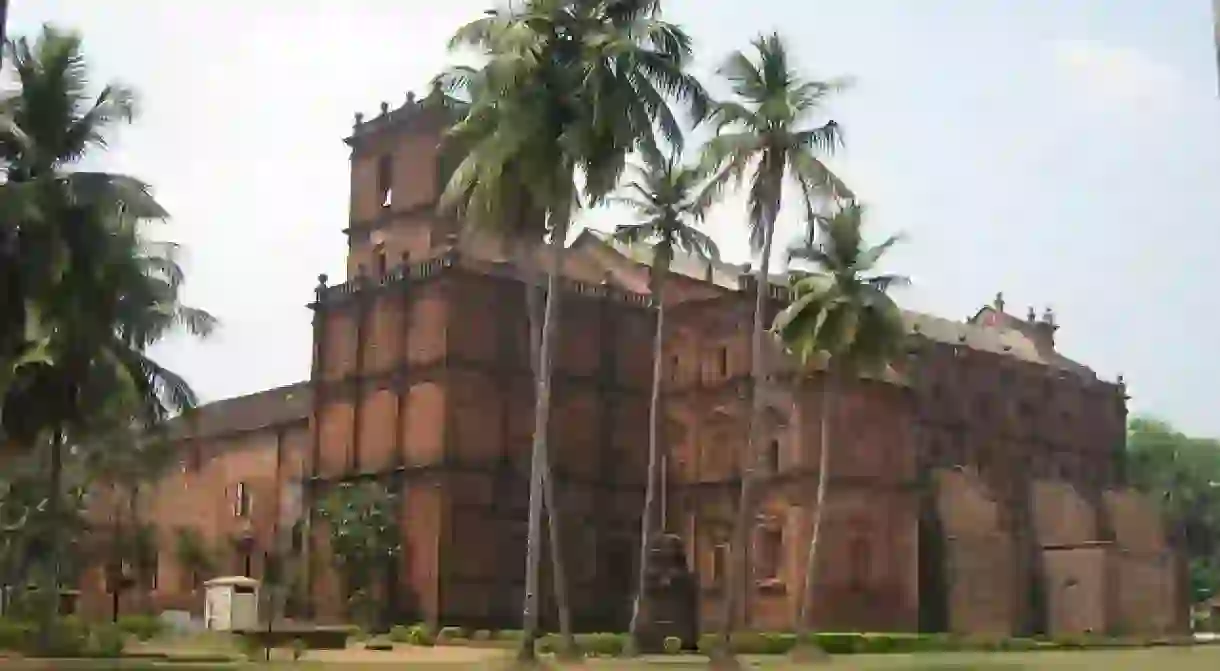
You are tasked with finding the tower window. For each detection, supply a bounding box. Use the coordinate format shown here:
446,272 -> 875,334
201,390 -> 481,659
234,482 -> 251,518
377,154 -> 393,208
374,244 -> 387,277
717,347 -> 728,378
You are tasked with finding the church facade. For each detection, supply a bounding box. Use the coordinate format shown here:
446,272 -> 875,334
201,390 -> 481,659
77,94 -> 1188,638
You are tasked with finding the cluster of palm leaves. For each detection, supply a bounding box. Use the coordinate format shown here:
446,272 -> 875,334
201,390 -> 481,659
0,25 -> 214,634
434,0 -> 909,666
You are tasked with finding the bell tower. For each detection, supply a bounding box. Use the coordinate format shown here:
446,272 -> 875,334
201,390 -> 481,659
342,91 -> 461,280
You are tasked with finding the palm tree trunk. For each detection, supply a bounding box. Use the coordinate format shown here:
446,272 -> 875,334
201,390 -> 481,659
518,237 -> 577,658
794,368 -> 835,655
628,273 -> 667,654
39,429 -> 64,650
519,224 -> 567,663
716,196 -> 780,666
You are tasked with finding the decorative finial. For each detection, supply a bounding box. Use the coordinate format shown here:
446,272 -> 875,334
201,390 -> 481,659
743,263 -> 752,274
316,273 -> 328,287
1043,306 -> 1056,327
406,91 -> 416,104
994,291 -> 1005,313
1117,373 -> 1125,386
1027,306 -> 1036,322
380,101 -> 390,115
353,112 -> 364,126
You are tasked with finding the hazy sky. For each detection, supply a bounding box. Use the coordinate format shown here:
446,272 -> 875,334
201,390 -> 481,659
11,1 -> 1220,435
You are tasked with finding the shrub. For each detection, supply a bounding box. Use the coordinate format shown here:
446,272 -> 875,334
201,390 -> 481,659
535,633 -> 563,655
575,632 -> 624,657
389,624 -> 433,647
116,614 -> 164,642
436,626 -> 467,642
697,633 -> 720,655
364,638 -> 394,651
89,623 -> 127,658
472,629 -> 493,641
662,636 -> 683,654
810,632 -> 860,655
0,619 -> 35,652
237,633 -> 266,660
39,616 -> 90,658
291,638 -> 308,661
495,629 -> 525,641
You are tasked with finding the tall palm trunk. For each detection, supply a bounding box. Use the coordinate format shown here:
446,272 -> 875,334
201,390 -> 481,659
628,271 -> 666,654
794,368 -> 835,655
517,238 -> 577,658
39,428 -> 64,649
518,222 -> 567,663
716,179 -> 781,665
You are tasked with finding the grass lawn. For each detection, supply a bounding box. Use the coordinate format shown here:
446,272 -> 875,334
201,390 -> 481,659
8,645 -> 1220,670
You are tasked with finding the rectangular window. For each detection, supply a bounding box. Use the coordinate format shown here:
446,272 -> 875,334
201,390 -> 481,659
717,347 -> 729,378
377,155 -> 393,208
669,355 -> 679,382
374,245 -> 387,277
757,527 -> 782,581
711,542 -> 729,586
234,482 -> 251,518
766,439 -> 781,473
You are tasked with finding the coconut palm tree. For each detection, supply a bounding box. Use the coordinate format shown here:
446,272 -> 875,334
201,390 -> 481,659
438,0 -> 707,661
609,154 -> 720,654
0,26 -> 215,641
772,202 -> 907,659
698,33 -> 852,664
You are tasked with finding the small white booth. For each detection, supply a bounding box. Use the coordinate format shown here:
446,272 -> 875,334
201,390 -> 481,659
203,576 -> 260,632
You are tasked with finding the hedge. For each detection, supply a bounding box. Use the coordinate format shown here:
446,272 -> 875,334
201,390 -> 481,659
0,617 -> 128,658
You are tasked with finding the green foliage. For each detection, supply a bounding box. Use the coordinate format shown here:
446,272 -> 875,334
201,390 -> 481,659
773,203 -> 908,376
495,629 -> 525,641
471,629 -> 493,641
573,632 -> 624,657
662,635 -> 683,654
0,618 -> 36,651
290,637 -> 308,661
364,637 -> 393,651
1125,417 -> 1220,603
116,614 -> 163,642
87,622 -> 127,658
388,623 -> 434,647
316,482 -> 400,626
436,625 -> 467,642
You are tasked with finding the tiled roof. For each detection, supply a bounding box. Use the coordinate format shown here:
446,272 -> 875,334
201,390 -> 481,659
169,382 -> 311,440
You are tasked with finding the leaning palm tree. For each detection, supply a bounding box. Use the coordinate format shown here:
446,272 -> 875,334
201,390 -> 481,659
0,26 -> 215,642
610,154 -> 720,654
438,0 -> 708,661
698,33 -> 852,665
772,203 -> 907,660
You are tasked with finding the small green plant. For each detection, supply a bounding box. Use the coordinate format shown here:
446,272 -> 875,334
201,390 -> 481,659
291,637 -> 308,661
437,625 -> 467,642
364,637 -> 394,651
116,614 -> 164,642
472,629 -> 492,641
574,632 -> 623,657
389,624 -> 434,646
88,622 -> 127,658
662,635 -> 683,654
